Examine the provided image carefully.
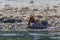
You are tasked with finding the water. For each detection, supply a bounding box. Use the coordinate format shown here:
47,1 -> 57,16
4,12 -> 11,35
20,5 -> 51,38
0,31 -> 60,40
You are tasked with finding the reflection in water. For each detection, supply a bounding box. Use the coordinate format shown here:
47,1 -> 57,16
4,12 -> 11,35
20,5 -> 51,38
0,34 -> 20,36
0,31 -> 60,40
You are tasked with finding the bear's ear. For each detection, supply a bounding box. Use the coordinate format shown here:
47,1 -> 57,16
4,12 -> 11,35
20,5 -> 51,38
30,13 -> 35,16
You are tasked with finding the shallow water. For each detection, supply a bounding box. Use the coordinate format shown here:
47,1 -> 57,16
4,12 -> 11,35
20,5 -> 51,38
0,31 -> 60,40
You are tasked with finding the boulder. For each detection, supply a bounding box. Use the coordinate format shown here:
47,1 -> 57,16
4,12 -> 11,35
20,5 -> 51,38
4,19 -> 15,23
28,20 -> 48,29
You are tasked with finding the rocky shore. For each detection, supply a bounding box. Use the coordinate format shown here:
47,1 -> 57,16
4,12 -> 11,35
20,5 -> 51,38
0,4 -> 60,31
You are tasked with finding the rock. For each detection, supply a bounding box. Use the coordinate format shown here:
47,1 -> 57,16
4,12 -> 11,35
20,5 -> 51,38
28,20 -> 48,29
15,19 -> 22,23
4,19 -> 15,23
38,15 -> 42,18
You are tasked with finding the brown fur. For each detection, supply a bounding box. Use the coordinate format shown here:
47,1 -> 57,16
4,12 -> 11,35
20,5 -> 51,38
28,14 -> 40,27
27,12 -> 47,28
